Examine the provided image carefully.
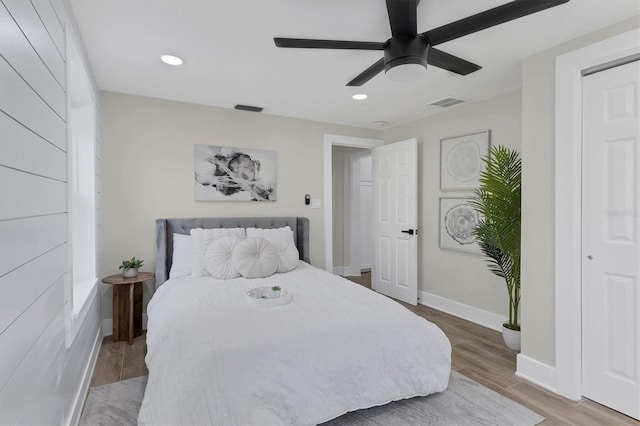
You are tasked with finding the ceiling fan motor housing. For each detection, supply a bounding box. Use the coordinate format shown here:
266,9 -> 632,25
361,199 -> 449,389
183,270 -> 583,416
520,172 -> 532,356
383,35 -> 429,72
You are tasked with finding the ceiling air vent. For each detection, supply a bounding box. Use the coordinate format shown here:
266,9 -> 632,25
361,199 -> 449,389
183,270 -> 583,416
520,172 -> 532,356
429,97 -> 465,108
234,104 -> 264,113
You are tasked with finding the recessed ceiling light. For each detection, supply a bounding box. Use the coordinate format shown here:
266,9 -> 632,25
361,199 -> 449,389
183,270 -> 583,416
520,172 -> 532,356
160,55 -> 183,66
352,93 -> 367,100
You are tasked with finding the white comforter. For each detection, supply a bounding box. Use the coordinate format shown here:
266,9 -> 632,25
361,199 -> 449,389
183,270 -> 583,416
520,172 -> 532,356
138,262 -> 451,426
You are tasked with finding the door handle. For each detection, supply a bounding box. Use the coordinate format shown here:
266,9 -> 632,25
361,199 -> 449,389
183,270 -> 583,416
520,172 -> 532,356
401,229 -> 416,235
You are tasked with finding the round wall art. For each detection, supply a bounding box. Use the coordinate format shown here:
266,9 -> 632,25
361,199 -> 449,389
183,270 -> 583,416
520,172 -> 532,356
446,141 -> 482,184
440,130 -> 490,190
439,198 -> 483,255
444,203 -> 478,245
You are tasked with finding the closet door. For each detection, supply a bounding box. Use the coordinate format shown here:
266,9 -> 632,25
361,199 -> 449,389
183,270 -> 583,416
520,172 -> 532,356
581,60 -> 639,420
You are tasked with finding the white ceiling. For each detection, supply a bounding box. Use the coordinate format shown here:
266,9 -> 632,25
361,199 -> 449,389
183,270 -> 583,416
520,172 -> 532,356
69,0 -> 639,129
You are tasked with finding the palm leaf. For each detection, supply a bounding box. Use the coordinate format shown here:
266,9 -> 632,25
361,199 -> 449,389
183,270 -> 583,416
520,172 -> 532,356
470,145 -> 521,328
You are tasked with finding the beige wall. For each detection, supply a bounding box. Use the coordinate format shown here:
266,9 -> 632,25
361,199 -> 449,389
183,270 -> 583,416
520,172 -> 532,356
100,91 -> 378,321
383,90 -> 522,318
520,16 -> 640,367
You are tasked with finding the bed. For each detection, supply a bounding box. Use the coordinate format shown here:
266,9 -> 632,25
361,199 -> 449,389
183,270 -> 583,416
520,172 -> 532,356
139,217 -> 451,425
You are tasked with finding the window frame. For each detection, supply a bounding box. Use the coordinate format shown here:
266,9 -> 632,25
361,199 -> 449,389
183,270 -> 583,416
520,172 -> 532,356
65,26 -> 99,346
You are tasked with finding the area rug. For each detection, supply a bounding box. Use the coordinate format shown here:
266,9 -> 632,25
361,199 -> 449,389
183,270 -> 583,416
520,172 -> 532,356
80,376 -> 147,426
80,371 -> 544,425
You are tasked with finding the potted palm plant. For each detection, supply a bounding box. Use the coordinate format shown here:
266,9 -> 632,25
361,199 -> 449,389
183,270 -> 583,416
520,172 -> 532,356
469,145 -> 521,351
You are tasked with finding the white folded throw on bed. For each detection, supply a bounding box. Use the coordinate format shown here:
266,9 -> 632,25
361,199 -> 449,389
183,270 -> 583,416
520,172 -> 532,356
139,261 -> 451,426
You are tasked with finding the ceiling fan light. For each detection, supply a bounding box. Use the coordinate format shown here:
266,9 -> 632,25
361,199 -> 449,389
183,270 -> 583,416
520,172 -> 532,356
385,63 -> 425,82
383,36 -> 429,82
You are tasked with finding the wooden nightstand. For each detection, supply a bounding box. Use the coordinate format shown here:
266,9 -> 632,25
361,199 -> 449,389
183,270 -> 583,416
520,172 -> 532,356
102,272 -> 154,345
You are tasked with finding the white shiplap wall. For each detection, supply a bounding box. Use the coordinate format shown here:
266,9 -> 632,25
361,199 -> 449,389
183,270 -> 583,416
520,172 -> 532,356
0,0 -> 102,424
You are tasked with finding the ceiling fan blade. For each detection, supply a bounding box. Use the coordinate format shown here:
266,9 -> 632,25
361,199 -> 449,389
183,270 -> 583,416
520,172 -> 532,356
274,38 -> 384,50
428,48 -> 482,75
385,0 -> 418,37
346,58 -> 385,86
423,0 -> 570,46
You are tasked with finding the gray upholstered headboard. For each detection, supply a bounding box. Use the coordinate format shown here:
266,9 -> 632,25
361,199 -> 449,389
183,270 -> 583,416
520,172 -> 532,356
155,217 -> 310,288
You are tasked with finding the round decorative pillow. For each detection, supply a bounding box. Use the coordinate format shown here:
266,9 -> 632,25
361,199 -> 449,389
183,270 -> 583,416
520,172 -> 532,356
245,227 -> 299,273
231,237 -> 279,279
204,236 -> 242,279
271,239 -> 299,273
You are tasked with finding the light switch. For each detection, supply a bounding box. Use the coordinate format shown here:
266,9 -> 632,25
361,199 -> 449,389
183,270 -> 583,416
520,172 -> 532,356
311,199 -> 321,209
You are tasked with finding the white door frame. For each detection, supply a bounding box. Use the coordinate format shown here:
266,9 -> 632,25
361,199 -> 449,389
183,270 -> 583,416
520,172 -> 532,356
555,28 -> 639,400
324,134 -> 383,274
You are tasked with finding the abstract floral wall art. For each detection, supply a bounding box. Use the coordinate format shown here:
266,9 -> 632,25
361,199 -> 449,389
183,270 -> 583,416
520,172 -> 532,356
194,144 -> 276,201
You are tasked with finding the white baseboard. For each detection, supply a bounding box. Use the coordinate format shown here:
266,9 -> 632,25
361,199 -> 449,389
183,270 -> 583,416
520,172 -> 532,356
342,265 -> 361,276
516,353 -> 558,393
418,291 -> 505,332
418,291 -> 561,397
333,265 -> 361,277
102,314 -> 148,336
69,325 -> 102,426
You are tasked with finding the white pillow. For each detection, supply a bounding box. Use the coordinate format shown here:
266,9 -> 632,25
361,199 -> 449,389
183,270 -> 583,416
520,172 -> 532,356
170,233 -> 192,278
231,237 -> 279,279
246,226 -> 299,273
190,227 -> 246,277
204,236 -> 241,279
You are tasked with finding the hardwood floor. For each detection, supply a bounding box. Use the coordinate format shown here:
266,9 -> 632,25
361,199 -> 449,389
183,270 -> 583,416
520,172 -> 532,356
89,271 -> 638,425
90,332 -> 148,387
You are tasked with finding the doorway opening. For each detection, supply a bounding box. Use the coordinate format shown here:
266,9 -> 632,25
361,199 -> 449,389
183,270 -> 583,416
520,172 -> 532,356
331,147 -> 373,277
323,135 -> 383,276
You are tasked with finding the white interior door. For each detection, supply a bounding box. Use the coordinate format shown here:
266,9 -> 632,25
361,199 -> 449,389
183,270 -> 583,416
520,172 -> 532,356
582,60 -> 640,420
373,139 -> 418,305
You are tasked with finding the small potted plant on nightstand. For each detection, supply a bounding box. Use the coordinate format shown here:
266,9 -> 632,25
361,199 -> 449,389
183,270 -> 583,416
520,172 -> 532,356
119,257 -> 144,278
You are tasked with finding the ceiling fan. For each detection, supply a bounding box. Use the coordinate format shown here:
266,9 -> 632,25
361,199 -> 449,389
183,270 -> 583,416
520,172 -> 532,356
274,0 -> 569,86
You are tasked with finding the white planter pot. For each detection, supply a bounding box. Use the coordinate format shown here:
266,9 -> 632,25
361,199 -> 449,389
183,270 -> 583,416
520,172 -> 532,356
502,323 -> 521,351
122,268 -> 138,278
268,289 -> 281,298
